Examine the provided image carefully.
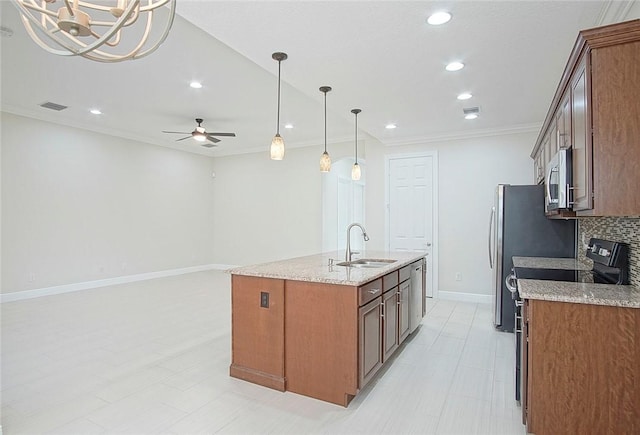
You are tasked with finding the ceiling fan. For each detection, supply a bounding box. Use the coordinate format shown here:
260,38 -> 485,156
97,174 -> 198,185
162,118 -> 236,147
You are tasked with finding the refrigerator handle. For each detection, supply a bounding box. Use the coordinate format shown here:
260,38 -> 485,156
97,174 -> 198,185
488,207 -> 495,269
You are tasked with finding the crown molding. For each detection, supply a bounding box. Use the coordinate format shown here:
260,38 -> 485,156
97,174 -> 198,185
381,123 -> 542,147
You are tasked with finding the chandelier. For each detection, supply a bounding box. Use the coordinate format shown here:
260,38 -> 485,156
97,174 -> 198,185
13,0 -> 176,62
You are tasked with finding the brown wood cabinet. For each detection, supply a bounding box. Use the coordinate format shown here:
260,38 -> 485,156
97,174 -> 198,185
522,299 -> 640,435
398,279 -> 411,344
531,19 -> 640,216
382,287 -> 399,361
358,297 -> 383,387
570,54 -> 592,211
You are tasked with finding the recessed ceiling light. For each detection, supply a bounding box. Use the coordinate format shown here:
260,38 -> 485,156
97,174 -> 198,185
427,12 -> 452,25
189,81 -> 202,89
90,109 -> 102,115
385,124 -> 397,129
465,113 -> 478,120
457,92 -> 472,100
284,123 -> 294,129
446,61 -> 464,72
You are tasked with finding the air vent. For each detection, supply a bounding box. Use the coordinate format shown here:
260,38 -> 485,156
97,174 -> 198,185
40,101 -> 68,111
463,107 -> 480,115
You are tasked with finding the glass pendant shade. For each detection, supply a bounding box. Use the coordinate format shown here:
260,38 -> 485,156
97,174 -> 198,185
352,162 -> 361,181
270,134 -> 285,160
351,108 -> 362,181
270,52 -> 288,160
320,151 -> 331,172
319,85 -> 332,172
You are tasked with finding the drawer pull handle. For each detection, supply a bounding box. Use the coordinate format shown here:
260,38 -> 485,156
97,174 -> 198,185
368,288 -> 380,294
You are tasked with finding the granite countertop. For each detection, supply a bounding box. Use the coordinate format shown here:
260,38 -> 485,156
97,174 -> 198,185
518,279 -> 640,308
228,250 -> 427,286
514,256 -> 639,308
512,256 -> 591,271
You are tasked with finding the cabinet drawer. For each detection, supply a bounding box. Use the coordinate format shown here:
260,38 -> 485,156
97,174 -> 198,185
382,271 -> 398,293
399,265 -> 411,283
359,278 -> 382,306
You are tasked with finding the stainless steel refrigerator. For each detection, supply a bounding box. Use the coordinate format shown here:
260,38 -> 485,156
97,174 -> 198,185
489,184 -> 575,332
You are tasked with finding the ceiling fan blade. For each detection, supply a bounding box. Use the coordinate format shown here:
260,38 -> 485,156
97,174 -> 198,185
162,131 -> 190,134
175,136 -> 192,141
201,142 -> 218,148
206,135 -> 222,143
208,132 -> 236,137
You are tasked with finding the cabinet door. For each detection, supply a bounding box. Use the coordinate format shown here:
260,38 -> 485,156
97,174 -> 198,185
571,54 -> 593,211
542,131 -> 552,182
382,289 -> 399,362
533,147 -> 544,184
558,91 -> 572,150
358,297 -> 383,387
398,280 -> 411,344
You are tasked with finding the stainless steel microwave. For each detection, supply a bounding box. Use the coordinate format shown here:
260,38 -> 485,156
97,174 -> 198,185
546,149 -> 572,211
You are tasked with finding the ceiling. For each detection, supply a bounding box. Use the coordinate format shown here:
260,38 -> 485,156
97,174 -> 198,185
1,1 -> 637,157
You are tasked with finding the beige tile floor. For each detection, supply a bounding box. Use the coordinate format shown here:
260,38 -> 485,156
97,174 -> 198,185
1,270 -> 526,434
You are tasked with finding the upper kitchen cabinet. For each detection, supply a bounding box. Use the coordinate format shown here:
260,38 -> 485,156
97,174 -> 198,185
531,19 -> 640,216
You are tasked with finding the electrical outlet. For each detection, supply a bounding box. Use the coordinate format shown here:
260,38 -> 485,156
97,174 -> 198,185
260,292 -> 269,308
27,272 -> 36,282
455,272 -> 462,281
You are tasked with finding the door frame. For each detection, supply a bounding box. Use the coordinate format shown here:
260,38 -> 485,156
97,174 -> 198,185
384,151 -> 439,298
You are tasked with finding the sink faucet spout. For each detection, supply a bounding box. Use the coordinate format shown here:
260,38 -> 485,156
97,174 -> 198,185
346,223 -> 369,262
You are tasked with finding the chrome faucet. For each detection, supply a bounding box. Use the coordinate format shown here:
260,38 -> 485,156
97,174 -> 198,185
345,223 -> 370,262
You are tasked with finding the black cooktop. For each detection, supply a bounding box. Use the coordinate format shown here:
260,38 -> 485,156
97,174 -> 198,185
514,238 -> 629,286
513,267 -> 601,284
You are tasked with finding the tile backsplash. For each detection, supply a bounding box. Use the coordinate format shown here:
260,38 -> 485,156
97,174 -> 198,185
577,217 -> 640,287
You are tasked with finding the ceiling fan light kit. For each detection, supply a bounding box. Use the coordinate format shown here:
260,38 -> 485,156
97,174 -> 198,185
162,118 -> 236,148
319,86 -> 332,172
270,52 -> 288,160
13,0 -> 176,62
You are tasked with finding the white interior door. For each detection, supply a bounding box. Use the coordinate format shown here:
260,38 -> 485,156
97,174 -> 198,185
387,153 -> 437,298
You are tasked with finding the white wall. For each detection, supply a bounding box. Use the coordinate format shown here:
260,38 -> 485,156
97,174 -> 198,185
365,130 -> 537,297
1,113 -> 216,294
210,140 -> 363,266
211,145 -> 323,265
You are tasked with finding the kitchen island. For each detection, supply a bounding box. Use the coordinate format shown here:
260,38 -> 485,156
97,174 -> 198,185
228,251 -> 426,406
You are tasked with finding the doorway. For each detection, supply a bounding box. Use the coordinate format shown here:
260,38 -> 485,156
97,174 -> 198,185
322,158 -> 366,253
385,152 -> 438,298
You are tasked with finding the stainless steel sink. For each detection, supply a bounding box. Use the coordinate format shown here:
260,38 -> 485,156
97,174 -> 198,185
335,258 -> 397,268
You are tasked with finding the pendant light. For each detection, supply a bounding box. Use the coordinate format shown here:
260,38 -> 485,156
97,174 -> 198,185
270,52 -> 288,160
351,109 -> 362,180
319,86 -> 332,172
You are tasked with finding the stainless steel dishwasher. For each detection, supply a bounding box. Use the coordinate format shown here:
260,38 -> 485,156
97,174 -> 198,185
409,260 -> 424,333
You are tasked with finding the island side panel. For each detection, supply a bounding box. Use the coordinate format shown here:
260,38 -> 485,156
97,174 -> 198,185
284,280 -> 359,407
230,274 -> 286,391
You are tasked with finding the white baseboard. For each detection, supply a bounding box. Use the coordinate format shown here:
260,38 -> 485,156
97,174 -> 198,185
437,291 -> 492,304
1,264 -> 233,303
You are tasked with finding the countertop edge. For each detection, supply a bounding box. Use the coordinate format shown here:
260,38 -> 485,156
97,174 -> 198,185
228,251 -> 427,287
518,279 -> 640,309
